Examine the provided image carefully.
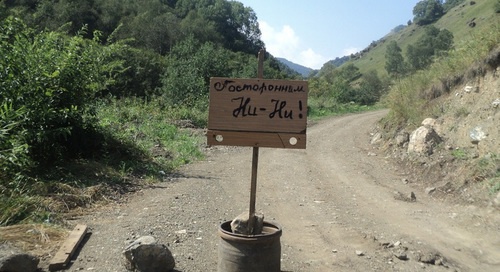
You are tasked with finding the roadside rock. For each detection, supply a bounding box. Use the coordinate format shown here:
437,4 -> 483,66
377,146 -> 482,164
469,126 -> 487,143
394,191 -> 417,202
394,250 -> 408,261
416,252 -> 446,266
370,132 -> 383,145
395,131 -> 409,147
0,243 -> 39,272
425,187 -> 436,194
492,98 -> 500,108
408,125 -> 442,155
123,236 -> 175,272
421,118 -> 437,129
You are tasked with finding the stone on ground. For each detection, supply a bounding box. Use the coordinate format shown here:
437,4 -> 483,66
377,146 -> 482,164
123,236 -> 175,272
0,243 -> 39,272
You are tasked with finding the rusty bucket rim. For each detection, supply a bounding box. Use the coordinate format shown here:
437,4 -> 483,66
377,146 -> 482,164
218,220 -> 282,242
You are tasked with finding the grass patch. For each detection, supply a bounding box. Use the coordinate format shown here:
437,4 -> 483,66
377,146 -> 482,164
475,153 -> 500,194
97,97 -> 204,174
489,177 -> 500,194
1,97 -> 204,226
451,148 -> 468,160
454,107 -> 470,118
451,149 -> 468,160
308,97 -> 381,120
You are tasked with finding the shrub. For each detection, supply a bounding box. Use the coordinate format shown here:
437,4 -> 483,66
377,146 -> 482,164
0,16 -> 122,172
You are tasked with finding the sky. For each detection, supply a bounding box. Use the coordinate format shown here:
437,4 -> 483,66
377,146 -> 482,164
238,0 -> 421,69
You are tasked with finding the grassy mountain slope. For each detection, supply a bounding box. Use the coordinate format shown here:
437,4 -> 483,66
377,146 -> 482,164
345,0 -> 497,76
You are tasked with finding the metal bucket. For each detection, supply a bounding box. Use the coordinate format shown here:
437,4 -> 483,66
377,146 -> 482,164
217,221 -> 282,272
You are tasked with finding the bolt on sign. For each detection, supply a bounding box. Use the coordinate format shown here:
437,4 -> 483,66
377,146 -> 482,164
207,77 -> 308,149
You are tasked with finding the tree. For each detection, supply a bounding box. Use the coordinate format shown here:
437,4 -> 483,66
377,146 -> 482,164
226,1 -> 263,53
335,63 -> 361,83
317,62 -> 337,84
161,36 -> 231,107
406,44 -> 430,71
385,41 -> 406,77
413,0 -> 444,25
355,70 -> 384,105
33,0 -> 100,38
325,64 -> 361,104
330,76 -> 354,104
406,26 -> 454,71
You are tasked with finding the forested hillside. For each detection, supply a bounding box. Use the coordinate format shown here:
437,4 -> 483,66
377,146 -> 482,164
0,0 -> 299,225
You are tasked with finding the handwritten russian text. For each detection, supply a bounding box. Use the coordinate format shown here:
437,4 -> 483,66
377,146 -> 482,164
214,80 -> 305,95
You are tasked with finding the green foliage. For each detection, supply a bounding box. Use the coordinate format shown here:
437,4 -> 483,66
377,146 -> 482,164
454,107 -> 469,118
0,194 -> 45,226
0,2 -> 292,226
356,70 -> 386,105
97,97 -> 204,172
476,154 -> 500,194
311,63 -> 385,106
383,18 -> 500,131
451,148 -> 468,160
160,37 -> 289,108
161,36 -> 230,106
103,46 -> 165,98
406,26 -> 454,71
385,41 -> 407,77
307,96 -> 377,119
413,0 -> 445,26
31,0 -> 100,38
0,16 -> 122,171
443,0 -> 465,12
7,0 -> 264,57
0,103 -> 30,178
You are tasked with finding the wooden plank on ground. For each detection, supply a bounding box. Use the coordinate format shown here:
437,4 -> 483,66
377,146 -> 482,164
49,224 -> 88,271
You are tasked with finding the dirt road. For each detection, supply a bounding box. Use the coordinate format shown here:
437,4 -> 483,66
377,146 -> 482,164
63,110 -> 500,271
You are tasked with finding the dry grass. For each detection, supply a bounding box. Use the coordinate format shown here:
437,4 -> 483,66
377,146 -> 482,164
0,223 -> 68,263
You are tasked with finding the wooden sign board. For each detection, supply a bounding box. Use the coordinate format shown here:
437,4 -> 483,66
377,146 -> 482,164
208,77 -> 308,149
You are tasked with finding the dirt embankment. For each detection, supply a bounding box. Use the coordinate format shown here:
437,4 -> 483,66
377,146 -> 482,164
382,65 -> 500,208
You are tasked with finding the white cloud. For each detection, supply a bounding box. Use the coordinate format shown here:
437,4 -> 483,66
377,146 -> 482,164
299,48 -> 327,70
259,20 -> 328,69
260,21 -> 298,59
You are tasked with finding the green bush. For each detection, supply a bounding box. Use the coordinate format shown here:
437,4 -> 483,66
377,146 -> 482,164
161,36 -> 231,106
0,103 -> 30,178
0,16 -> 122,172
102,46 -> 165,98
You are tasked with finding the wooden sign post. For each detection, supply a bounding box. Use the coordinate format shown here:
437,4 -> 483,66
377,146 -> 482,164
208,49 -> 308,232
